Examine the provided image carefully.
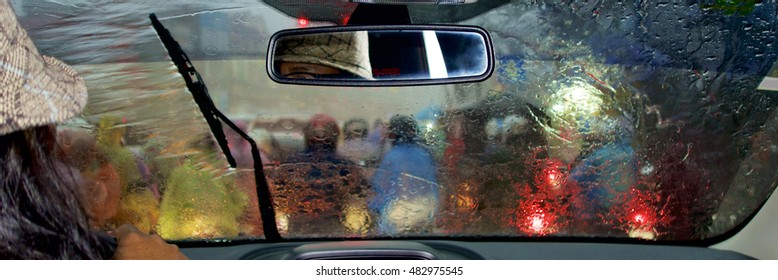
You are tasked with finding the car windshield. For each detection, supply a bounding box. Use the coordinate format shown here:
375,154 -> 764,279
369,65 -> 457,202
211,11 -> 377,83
17,0 -> 778,242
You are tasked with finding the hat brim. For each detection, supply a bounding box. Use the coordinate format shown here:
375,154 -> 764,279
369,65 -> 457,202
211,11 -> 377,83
0,3 -> 87,135
276,54 -> 375,80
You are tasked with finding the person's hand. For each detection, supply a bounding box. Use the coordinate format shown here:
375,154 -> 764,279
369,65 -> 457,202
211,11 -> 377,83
111,224 -> 188,260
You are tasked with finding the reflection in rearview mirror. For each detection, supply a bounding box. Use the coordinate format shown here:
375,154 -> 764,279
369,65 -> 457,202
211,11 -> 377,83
267,26 -> 493,86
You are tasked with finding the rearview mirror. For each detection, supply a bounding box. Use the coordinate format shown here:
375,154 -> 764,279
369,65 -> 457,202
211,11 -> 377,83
267,25 -> 493,86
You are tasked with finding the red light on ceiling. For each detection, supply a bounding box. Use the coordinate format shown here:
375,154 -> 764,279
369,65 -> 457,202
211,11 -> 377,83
298,17 -> 309,27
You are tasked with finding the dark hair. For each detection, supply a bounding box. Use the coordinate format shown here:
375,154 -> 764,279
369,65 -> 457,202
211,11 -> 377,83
343,118 -> 369,139
388,115 -> 419,144
303,114 -> 340,151
0,126 -> 112,259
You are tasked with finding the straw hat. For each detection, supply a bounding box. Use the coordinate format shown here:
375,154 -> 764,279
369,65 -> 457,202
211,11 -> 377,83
0,0 -> 87,136
275,31 -> 374,79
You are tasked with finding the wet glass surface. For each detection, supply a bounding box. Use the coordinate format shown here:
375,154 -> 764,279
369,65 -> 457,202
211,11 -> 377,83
16,0 -> 778,241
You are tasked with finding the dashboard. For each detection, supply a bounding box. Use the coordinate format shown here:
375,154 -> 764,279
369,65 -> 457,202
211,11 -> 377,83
181,240 -> 754,260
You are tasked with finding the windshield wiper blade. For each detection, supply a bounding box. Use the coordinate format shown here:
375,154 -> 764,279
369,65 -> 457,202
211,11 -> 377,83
149,13 -> 281,241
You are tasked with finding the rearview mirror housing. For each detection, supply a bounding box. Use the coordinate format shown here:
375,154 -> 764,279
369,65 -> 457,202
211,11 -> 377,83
267,25 -> 494,86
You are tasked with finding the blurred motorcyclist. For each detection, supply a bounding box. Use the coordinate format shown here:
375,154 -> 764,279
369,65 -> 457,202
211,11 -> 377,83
370,115 -> 439,234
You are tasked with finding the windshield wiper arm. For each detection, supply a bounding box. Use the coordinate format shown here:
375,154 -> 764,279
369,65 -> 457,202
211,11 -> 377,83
149,13 -> 281,241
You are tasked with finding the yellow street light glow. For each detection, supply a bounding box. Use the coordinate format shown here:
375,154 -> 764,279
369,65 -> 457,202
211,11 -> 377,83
550,80 -> 603,117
